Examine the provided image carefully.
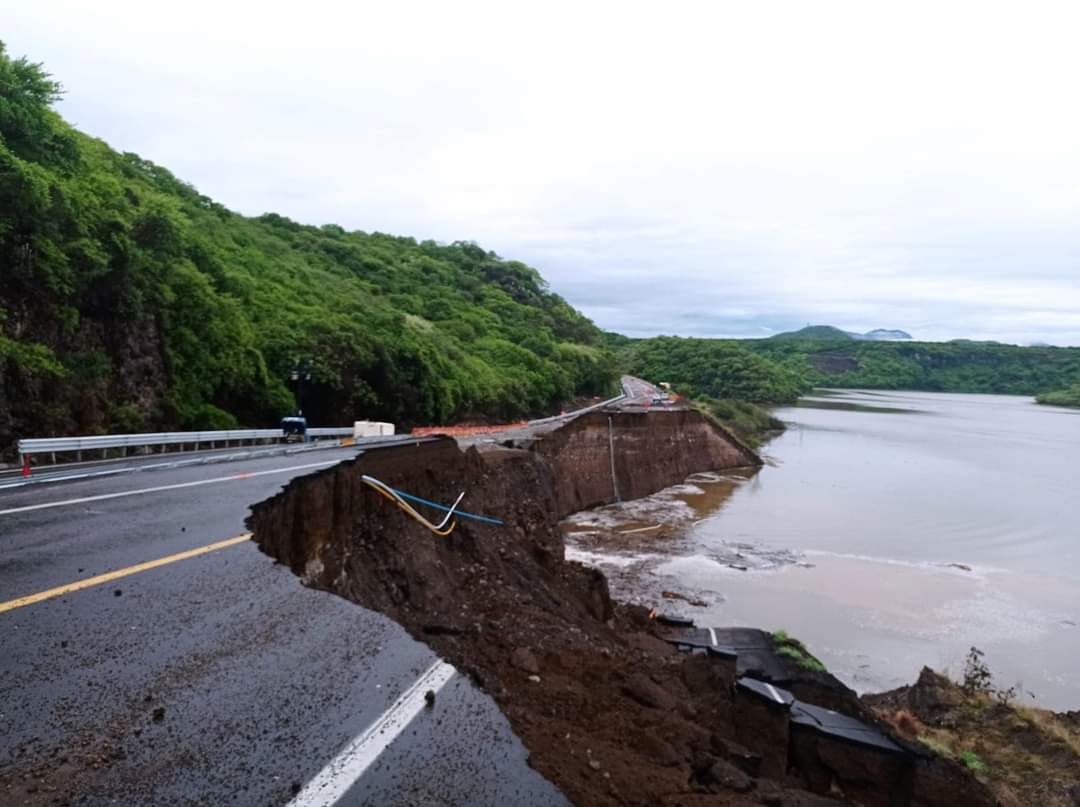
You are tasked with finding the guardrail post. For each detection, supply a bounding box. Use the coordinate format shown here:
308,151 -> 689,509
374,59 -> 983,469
21,453 -> 31,478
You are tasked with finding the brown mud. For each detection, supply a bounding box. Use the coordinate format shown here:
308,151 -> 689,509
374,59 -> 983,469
248,412 -> 994,805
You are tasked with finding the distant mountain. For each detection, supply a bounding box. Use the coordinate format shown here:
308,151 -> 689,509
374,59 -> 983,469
769,325 -> 912,341
861,328 -> 913,341
769,325 -> 854,341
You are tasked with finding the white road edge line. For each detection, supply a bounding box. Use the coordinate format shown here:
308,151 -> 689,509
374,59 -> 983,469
0,461 -> 339,517
288,661 -> 457,807
0,441 -> 352,492
708,627 -> 718,647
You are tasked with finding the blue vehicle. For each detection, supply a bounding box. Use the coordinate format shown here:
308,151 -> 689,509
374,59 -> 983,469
280,416 -> 307,442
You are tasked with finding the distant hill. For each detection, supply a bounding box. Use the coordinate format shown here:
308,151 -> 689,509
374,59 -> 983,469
616,332 -> 1080,402
770,325 -> 912,341
769,325 -> 854,341
862,328 -> 913,341
750,339 -> 1080,396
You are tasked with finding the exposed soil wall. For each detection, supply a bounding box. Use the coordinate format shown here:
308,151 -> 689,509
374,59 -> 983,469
530,410 -> 760,519
250,437 -> 611,636
0,302 -> 169,460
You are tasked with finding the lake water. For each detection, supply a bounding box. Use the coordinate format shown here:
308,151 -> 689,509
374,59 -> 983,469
565,390 -> 1080,710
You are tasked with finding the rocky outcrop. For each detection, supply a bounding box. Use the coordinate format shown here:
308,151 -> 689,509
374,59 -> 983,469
865,666 -> 1080,806
0,296 -> 169,459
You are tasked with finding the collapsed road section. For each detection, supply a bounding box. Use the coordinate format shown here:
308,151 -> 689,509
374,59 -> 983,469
247,407 -> 993,805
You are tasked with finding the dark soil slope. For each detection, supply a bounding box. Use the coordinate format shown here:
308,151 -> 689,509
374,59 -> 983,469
248,414 -> 993,805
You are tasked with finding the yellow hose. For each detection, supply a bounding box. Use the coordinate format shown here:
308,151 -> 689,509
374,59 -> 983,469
362,476 -> 456,536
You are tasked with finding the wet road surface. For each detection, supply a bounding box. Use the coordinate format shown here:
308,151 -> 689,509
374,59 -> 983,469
0,447 -> 565,805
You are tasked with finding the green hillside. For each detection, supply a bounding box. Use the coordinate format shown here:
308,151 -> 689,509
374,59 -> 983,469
617,336 -> 808,403
753,338 -> 1080,395
0,44 -> 618,455
616,335 -> 1080,404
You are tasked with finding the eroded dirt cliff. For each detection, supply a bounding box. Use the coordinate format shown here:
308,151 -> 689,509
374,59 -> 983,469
247,412 -> 993,805
529,410 -> 760,518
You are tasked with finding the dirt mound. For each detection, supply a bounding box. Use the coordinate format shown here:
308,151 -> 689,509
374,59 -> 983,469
865,666 -> 1080,806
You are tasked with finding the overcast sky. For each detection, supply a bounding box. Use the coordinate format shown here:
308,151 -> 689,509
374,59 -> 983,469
8,1 -> 1080,344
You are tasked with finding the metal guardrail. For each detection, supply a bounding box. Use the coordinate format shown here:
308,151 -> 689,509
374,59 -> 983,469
525,392 -> 628,427
2,433 -> 437,491
17,427 -> 353,461
306,428 -> 354,438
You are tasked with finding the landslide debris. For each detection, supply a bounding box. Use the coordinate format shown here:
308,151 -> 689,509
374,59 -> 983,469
248,438 -> 831,804
248,422 -> 995,806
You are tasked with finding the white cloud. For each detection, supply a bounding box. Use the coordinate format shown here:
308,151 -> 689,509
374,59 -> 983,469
7,0 -> 1080,344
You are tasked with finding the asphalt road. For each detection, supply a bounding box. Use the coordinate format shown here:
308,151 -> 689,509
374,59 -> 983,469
0,447 -> 566,805
618,375 -> 666,407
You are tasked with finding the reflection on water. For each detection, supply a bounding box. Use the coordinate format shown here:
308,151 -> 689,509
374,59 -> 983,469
564,390 -> 1080,710
794,396 -> 925,415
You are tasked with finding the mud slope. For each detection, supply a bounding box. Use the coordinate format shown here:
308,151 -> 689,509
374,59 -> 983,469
528,410 -> 760,518
248,414 -> 991,805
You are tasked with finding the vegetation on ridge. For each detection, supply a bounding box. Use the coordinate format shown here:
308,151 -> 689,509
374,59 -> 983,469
615,334 -> 1080,403
697,398 -> 784,447
615,335 -> 809,404
1036,384 -> 1080,408
753,337 -> 1080,395
610,336 -> 804,444
771,629 -> 828,673
0,43 -> 617,455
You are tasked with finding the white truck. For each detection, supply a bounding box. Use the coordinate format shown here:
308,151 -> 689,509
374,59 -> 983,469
353,421 -> 395,438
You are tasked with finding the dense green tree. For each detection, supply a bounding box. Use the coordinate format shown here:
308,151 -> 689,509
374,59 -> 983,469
1036,384 -> 1080,408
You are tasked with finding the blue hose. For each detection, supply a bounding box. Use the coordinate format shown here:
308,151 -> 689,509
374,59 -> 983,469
389,487 -> 505,526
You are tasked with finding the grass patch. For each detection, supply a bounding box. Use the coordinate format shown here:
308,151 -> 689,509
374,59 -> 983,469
1018,706 -> 1080,758
699,398 -> 785,446
959,750 -> 988,774
918,735 -> 952,757
771,629 -> 828,673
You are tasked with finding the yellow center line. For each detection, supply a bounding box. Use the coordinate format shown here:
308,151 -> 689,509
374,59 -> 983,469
0,533 -> 252,614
